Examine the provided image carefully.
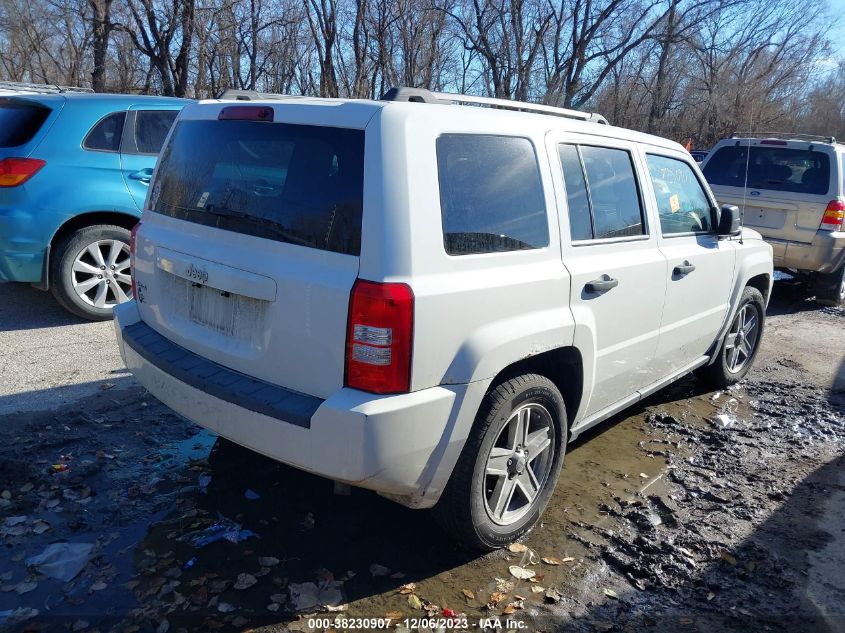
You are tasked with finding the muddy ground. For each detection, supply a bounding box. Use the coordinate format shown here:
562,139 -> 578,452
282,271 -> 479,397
0,276 -> 843,633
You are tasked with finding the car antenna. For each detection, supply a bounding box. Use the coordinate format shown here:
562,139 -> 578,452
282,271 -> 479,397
738,106 -> 754,245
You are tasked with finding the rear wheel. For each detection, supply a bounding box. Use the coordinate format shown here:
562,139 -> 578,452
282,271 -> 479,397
50,225 -> 133,321
813,266 -> 845,307
433,374 -> 566,551
696,286 -> 765,388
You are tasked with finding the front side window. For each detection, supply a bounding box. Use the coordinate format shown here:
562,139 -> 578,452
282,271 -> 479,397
436,134 -> 549,255
646,154 -> 714,234
151,120 -> 364,256
703,145 -> 831,195
558,144 -> 645,241
133,110 -> 179,154
83,111 -> 126,152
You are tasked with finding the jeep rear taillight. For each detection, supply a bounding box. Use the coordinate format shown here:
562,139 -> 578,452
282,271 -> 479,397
130,222 -> 141,298
820,200 -> 845,231
345,279 -> 414,394
0,157 -> 45,187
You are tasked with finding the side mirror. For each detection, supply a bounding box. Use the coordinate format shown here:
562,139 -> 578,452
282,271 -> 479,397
717,204 -> 741,237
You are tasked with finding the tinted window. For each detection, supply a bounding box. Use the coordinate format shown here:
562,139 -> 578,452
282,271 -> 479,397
83,111 -> 126,152
646,155 -> 714,234
703,145 -> 831,195
151,120 -> 364,256
134,110 -> 179,154
580,146 -> 645,239
437,134 -> 548,255
558,144 -> 592,240
0,101 -> 50,147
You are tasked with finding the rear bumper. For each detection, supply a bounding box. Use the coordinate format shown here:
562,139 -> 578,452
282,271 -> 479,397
113,301 -> 470,509
768,231 -> 845,273
0,207 -> 49,283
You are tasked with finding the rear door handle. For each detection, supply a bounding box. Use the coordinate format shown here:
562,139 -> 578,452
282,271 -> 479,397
129,169 -> 153,184
585,275 -> 619,293
673,260 -> 696,276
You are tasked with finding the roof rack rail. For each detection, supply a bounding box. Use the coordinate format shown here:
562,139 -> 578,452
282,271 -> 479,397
732,132 -> 836,145
381,86 -> 609,125
0,80 -> 93,94
216,88 -> 307,102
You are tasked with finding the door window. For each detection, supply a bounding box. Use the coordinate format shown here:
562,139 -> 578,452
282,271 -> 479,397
83,111 -> 126,152
436,134 -> 549,255
133,110 -> 179,154
646,154 -> 714,234
558,144 -> 645,240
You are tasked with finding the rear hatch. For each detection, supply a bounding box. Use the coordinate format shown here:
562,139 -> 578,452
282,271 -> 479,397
133,101 -> 373,399
703,140 -> 838,244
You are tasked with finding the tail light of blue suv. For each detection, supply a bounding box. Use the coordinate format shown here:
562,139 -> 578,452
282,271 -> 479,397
820,200 -> 845,232
129,222 -> 142,299
345,280 -> 414,394
0,158 -> 45,187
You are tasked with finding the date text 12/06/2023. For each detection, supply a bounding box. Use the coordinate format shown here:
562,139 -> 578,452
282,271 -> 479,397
305,617 -> 529,629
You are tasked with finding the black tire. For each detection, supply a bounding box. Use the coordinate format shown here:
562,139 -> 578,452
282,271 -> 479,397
813,266 -> 845,307
432,374 -> 567,551
696,286 -> 766,388
50,224 -> 133,321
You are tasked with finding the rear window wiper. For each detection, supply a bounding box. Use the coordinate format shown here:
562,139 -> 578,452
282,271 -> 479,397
204,205 -> 313,247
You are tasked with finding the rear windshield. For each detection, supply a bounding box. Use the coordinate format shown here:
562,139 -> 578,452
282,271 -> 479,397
703,145 -> 831,195
0,100 -> 50,147
151,119 -> 365,256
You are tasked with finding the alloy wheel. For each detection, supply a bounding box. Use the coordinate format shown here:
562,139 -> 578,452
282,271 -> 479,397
725,304 -> 760,373
71,239 -> 132,309
483,402 -> 556,526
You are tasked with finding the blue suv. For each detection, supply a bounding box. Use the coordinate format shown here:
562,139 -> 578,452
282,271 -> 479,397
0,89 -> 188,319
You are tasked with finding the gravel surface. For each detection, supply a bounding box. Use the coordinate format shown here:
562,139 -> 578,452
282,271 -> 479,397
0,277 -> 842,632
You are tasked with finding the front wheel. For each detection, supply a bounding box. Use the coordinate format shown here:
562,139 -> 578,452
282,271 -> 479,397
50,224 -> 134,321
696,286 -> 765,388
433,374 -> 566,551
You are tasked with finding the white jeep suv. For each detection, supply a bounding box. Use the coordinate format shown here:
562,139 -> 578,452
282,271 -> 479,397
114,88 -> 773,550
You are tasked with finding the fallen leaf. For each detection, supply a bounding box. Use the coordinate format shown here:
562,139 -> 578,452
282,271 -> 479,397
258,556 -> 280,567
408,594 -> 423,610
541,557 -> 563,565
20,483 -> 34,493
422,601 -> 439,614
385,611 -> 402,619
217,602 -> 235,613
531,585 -> 545,593
5,516 -> 26,527
544,588 -> 562,603
267,603 -> 279,612
325,603 -> 348,612
234,573 -> 257,590
507,543 -> 529,554
231,616 -> 248,627
72,620 -> 89,632
398,582 -> 416,595
90,581 -> 107,592
489,591 -> 507,605
508,565 -> 535,580
639,473 -> 649,479
603,588 -> 618,599
502,603 -> 517,615
461,589 -> 475,601
369,563 -> 391,577
707,592 -> 715,601
720,550 -> 737,566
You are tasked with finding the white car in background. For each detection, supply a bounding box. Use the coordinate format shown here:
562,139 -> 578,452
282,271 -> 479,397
114,88 -> 773,549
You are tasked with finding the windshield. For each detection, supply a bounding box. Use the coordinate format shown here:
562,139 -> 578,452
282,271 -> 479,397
151,119 -> 365,256
0,100 -> 51,147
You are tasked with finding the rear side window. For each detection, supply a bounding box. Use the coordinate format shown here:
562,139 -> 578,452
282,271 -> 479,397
436,134 -> 549,255
558,144 -> 645,240
0,101 -> 50,147
83,111 -> 126,152
133,110 -> 179,154
646,154 -> 714,234
151,120 -> 364,256
703,145 -> 831,195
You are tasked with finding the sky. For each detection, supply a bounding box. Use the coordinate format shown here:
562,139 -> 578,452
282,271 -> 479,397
830,0 -> 845,58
